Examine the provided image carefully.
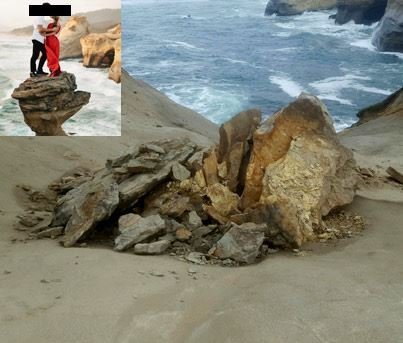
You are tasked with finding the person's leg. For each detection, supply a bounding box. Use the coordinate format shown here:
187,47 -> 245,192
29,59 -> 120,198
30,40 -> 40,73
37,42 -> 47,74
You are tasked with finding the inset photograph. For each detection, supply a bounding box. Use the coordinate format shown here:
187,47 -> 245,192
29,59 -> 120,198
0,0 -> 121,136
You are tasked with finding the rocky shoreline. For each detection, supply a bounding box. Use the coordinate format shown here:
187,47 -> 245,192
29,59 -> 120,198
265,0 -> 403,52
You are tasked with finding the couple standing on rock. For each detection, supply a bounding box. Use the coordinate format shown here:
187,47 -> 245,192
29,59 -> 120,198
30,3 -> 62,78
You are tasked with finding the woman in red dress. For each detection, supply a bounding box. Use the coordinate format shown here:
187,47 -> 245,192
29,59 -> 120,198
45,16 -> 62,77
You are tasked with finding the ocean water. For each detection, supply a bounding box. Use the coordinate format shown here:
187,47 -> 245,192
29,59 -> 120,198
0,34 -> 121,136
123,0 -> 403,130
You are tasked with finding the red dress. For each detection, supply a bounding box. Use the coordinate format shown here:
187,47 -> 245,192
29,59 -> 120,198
45,23 -> 61,77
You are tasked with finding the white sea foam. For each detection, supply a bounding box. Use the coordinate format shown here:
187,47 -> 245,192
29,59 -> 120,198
310,74 -> 392,106
269,75 -> 304,98
163,83 -> 248,124
163,40 -> 204,51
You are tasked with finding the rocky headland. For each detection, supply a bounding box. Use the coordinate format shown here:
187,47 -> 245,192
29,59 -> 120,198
372,0 -> 403,52
11,72 -> 90,136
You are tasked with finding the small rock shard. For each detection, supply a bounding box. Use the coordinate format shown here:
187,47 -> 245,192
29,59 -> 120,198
175,227 -> 192,241
134,240 -> 170,255
386,166 -> 403,184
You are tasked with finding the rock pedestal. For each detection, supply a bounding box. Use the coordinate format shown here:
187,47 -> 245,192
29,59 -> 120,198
11,73 -> 90,136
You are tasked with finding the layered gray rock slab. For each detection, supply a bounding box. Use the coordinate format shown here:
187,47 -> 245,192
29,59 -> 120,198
114,214 -> 166,251
212,223 -> 266,264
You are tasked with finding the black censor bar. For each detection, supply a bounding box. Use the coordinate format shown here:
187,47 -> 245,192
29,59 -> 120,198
29,4 -> 71,16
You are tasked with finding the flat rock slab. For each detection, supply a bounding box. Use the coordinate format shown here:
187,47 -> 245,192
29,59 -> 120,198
134,240 -> 171,255
114,214 -> 166,251
63,175 -> 119,247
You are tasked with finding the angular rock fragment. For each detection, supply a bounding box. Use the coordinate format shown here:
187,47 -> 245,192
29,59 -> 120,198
171,163 -> 191,181
35,226 -> 64,239
202,150 -> 219,186
114,214 -> 165,251
63,175 -> 119,247
134,240 -> 170,255
126,159 -> 158,174
207,183 -> 240,218
217,109 -> 261,192
211,223 -> 266,264
187,210 -> 203,229
175,227 -> 192,241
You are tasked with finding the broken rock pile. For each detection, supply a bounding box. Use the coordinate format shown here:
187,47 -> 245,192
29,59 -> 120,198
22,94 -> 361,265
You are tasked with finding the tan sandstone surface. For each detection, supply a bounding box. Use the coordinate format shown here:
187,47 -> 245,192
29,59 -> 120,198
0,72 -> 402,342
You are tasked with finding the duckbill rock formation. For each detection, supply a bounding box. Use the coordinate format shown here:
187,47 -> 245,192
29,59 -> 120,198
24,95 -> 360,265
265,0 -> 337,16
372,0 -> 403,52
11,73 -> 90,136
335,0 -> 388,25
60,16 -> 90,59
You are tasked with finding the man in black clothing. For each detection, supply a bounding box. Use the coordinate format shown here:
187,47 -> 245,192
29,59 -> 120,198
30,3 -> 52,77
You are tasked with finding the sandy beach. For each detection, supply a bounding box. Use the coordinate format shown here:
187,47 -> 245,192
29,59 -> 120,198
1,71 -> 402,342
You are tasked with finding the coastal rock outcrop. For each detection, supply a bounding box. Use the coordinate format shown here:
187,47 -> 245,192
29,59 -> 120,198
11,73 -> 90,136
355,87 -> 403,125
80,25 -> 118,67
335,0 -> 388,25
80,24 -> 121,82
25,95 -> 359,264
109,38 -> 121,83
60,16 -> 90,59
372,0 -> 403,52
265,0 -> 337,16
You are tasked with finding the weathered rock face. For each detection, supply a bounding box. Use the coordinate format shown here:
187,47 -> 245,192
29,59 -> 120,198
240,94 -> 357,245
355,87 -> 403,125
217,109 -> 261,192
372,0 -> 403,52
11,73 -> 90,136
265,0 -> 337,16
60,16 -> 90,59
108,38 -> 121,83
80,24 -> 121,83
212,223 -> 266,264
335,0 -> 388,25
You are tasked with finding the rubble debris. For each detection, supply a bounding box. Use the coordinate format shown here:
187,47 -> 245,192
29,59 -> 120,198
16,95 -> 363,266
